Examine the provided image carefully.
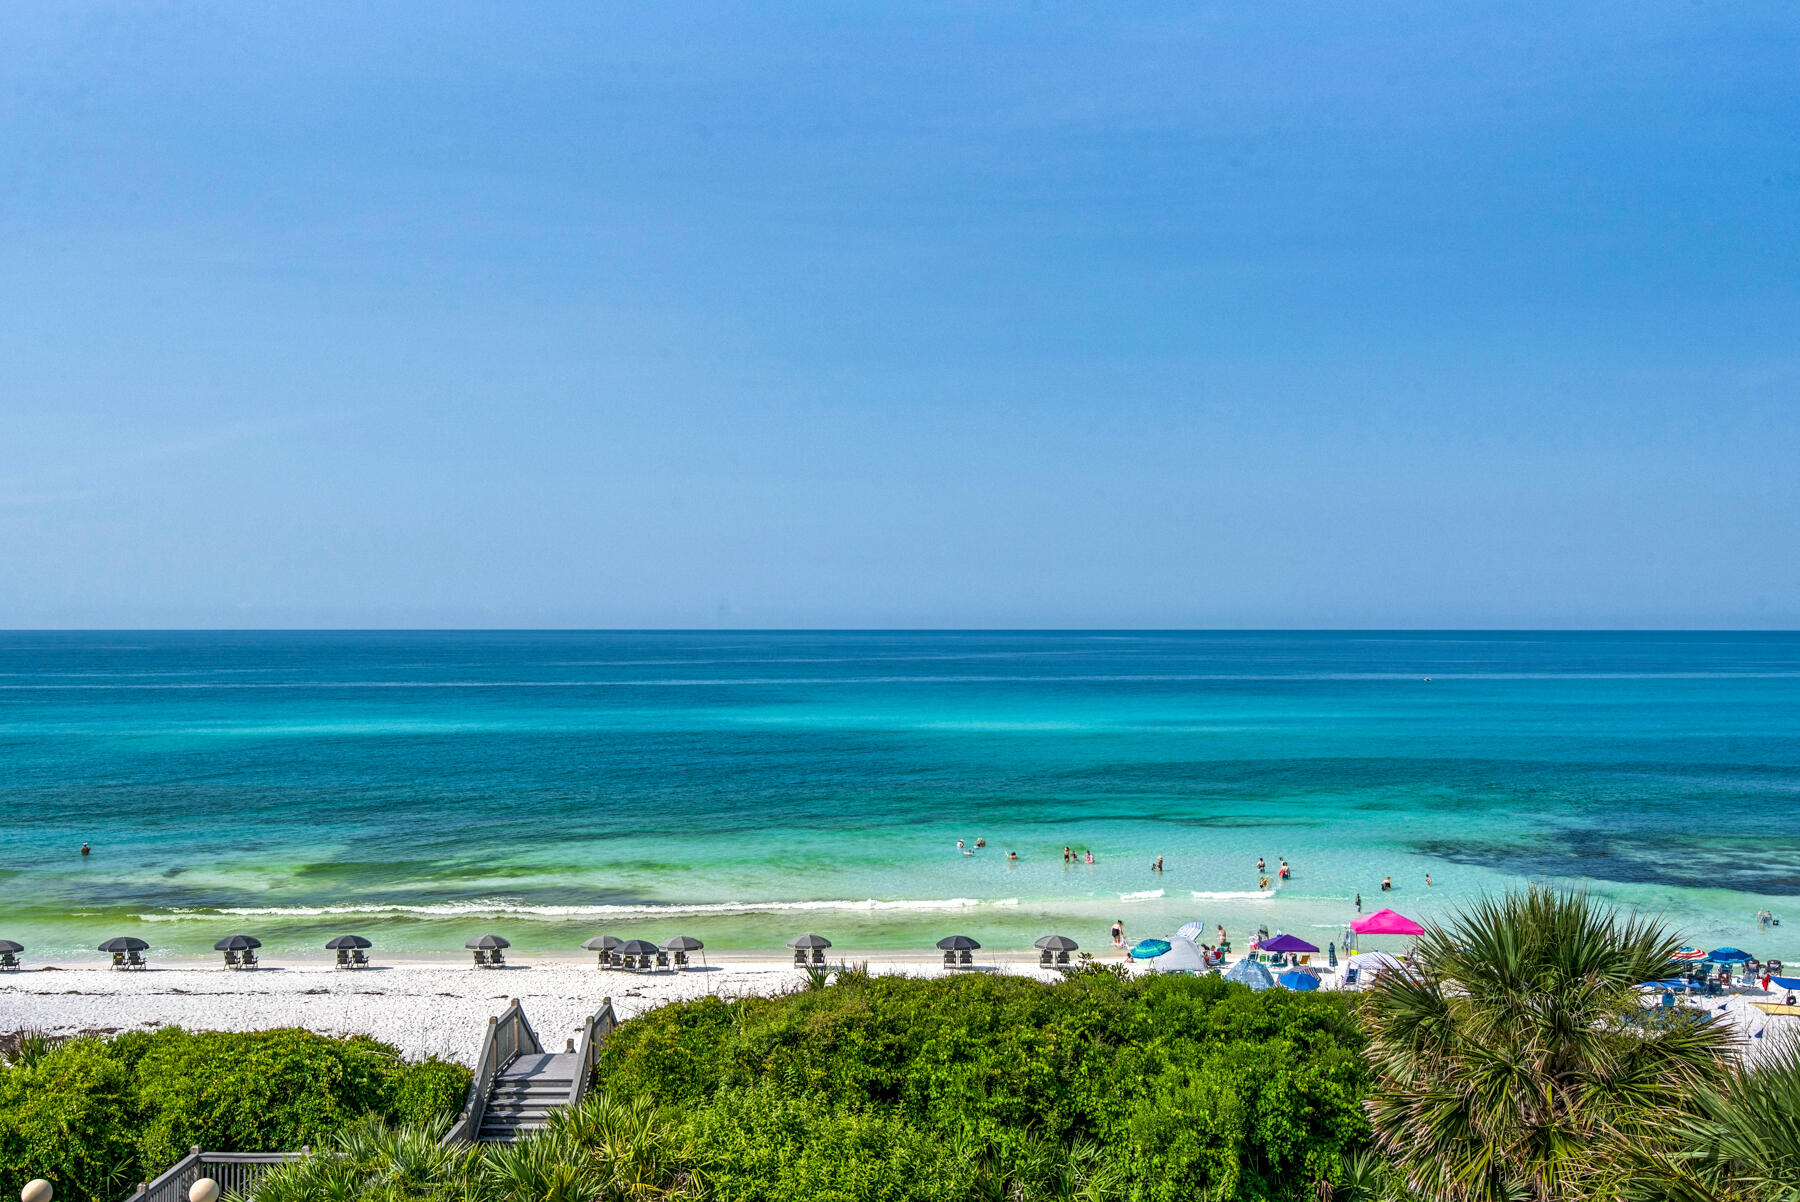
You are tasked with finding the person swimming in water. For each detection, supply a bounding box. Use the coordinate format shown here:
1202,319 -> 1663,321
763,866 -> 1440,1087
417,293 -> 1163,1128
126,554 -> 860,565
1278,858 -> 1290,880
1084,850 -> 1095,865
1380,876 -> 1392,892
1007,850 -> 1018,861
1259,876 -> 1271,890
80,842 -> 90,856
974,838 -> 986,849
1153,855 -> 1163,873
1256,857 -> 1265,873
1063,846 -> 1072,864
1424,873 -> 1433,887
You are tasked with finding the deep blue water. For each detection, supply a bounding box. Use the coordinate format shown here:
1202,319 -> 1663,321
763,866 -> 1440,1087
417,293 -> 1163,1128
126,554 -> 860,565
1,630 -> 1796,959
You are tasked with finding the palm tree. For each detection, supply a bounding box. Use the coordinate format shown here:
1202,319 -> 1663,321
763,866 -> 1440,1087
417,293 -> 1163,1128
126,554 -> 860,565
1623,1033 -> 1800,1202
1360,886 -> 1733,1202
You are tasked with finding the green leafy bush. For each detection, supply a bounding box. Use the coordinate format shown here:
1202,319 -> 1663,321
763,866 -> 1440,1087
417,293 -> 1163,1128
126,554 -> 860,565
599,970 -> 1371,1201
0,1027 -> 469,1202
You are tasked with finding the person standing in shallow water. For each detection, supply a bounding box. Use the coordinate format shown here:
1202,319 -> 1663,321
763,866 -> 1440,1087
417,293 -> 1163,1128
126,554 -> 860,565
1111,919 -> 1124,948
1355,892 -> 1363,913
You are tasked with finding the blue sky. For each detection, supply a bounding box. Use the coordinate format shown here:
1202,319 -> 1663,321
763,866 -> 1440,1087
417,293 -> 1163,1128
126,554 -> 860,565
2,3 -> 1796,628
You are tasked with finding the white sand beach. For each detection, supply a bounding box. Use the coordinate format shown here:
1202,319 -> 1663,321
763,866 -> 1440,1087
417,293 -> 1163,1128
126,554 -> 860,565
1,953 -> 1786,1066
0,953 -> 1080,1064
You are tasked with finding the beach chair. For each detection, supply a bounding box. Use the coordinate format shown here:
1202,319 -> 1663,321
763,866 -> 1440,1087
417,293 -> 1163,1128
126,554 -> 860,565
111,952 -> 126,970
673,950 -> 690,969
472,949 -> 489,968
1039,949 -> 1054,968
490,948 -> 505,968
242,949 -> 258,968
943,949 -> 957,968
351,948 -> 368,967
959,949 -> 973,966
335,948 -> 351,969
656,950 -> 671,970
1055,950 -> 1071,968
0,952 -> 17,971
794,948 -> 807,967
810,947 -> 826,966
1298,955 -> 1311,966
1705,977 -> 1721,996
1343,968 -> 1360,988
1661,990 -> 1676,1009
607,951 -> 623,969
223,950 -> 240,969
127,950 -> 146,969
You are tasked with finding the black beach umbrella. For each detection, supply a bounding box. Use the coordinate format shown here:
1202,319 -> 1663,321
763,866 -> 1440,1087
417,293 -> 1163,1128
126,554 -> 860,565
1034,934 -> 1079,952
788,933 -> 832,950
213,935 -> 262,952
581,935 -> 622,952
662,935 -> 704,951
98,936 -> 149,953
617,939 -> 660,957
325,934 -> 372,950
465,934 -> 511,950
0,940 -> 22,954
936,935 -> 981,951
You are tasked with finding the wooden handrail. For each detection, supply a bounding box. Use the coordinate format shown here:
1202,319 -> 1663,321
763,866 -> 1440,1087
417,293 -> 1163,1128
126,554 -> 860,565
443,997 -> 542,1145
567,996 -> 618,1109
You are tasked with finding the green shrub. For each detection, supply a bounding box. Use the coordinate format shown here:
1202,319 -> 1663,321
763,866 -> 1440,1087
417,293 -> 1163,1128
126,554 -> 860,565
0,1027 -> 470,1202
598,971 -> 1372,1201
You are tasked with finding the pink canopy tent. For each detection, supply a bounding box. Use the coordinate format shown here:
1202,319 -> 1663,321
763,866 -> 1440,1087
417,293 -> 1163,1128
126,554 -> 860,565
1351,908 -> 1425,936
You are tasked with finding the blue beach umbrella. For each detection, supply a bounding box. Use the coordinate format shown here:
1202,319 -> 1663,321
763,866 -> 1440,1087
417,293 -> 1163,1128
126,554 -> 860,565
1769,976 -> 1800,991
1130,939 -> 1173,959
1224,957 -> 1275,991
1710,948 -> 1755,964
1278,970 -> 1320,991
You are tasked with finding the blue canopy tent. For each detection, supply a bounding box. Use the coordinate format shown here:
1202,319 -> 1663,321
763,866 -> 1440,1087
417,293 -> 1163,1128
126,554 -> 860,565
1224,957 -> 1275,991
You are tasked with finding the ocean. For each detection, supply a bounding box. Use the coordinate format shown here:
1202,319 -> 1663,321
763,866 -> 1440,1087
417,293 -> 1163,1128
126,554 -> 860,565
1,630 -> 1796,962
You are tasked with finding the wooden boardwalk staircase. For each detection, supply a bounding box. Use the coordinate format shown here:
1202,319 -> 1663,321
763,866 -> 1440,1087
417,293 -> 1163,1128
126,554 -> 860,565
444,997 -> 617,1144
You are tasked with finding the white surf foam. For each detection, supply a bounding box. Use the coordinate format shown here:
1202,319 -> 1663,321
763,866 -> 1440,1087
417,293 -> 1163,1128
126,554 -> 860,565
1191,890 -> 1276,901
134,896 -> 1022,922
1117,889 -> 1165,902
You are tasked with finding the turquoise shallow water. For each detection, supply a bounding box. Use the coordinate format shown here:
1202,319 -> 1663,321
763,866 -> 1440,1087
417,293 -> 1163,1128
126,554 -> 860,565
1,631 -> 1796,961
